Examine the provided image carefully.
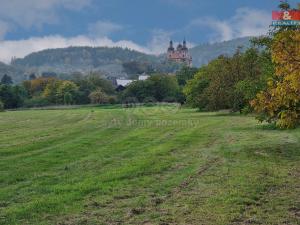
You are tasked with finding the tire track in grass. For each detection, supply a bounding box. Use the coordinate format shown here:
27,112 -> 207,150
150,158 -> 222,225
125,129 -> 225,225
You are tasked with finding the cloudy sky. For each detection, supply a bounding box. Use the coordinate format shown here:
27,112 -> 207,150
0,0 -> 298,63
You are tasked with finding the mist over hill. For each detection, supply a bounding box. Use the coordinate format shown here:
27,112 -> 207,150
1,37 -> 252,83
0,62 -> 26,83
190,37 -> 252,67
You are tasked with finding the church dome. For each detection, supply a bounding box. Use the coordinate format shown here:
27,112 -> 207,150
168,46 -> 174,51
177,44 -> 183,50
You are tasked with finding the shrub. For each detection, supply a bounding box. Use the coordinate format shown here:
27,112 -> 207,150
122,97 -> 139,108
23,97 -> 50,108
89,89 -> 109,104
108,96 -> 118,104
63,92 -> 73,105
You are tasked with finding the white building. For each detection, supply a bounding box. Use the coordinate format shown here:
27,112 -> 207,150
116,79 -> 134,87
116,73 -> 150,88
138,73 -> 150,81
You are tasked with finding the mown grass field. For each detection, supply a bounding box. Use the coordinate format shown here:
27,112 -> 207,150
0,105 -> 299,225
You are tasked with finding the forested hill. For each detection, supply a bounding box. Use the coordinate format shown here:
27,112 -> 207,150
12,47 -> 158,68
11,47 -> 162,78
189,37 -> 252,67
2,37 -> 252,83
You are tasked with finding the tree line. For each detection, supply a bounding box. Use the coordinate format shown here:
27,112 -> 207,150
0,73 -> 114,110
0,72 -> 184,111
184,47 -> 272,113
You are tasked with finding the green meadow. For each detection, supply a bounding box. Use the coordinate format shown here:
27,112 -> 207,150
0,105 -> 299,225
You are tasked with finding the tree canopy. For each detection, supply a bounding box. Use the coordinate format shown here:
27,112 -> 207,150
251,30 -> 300,128
184,47 -> 272,112
122,74 -> 182,103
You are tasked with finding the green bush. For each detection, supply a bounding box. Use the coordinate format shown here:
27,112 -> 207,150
89,89 -> 109,104
143,97 -> 157,105
23,97 -> 50,108
63,92 -> 73,105
108,96 -> 118,104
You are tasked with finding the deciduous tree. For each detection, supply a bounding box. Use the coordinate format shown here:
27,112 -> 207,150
89,88 -> 109,104
251,30 -> 300,128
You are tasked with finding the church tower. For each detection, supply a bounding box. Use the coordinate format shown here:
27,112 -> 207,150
167,40 -> 175,57
167,39 -> 192,66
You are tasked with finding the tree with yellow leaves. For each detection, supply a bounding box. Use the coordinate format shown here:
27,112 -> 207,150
251,30 -> 300,128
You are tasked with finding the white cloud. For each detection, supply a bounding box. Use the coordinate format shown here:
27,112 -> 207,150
190,8 -> 270,42
190,18 -> 233,41
88,21 -> 123,37
232,8 -> 270,37
0,35 -> 154,64
0,0 -> 91,32
147,29 -> 173,54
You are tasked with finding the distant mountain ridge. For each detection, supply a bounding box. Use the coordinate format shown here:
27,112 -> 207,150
190,37 -> 252,66
11,47 -> 159,80
12,47 -> 158,68
1,37 -> 253,83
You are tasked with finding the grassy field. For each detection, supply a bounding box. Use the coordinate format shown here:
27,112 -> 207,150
0,105 -> 299,225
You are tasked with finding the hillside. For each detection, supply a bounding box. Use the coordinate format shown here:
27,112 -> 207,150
2,37 -> 253,83
190,37 -> 252,66
11,47 -> 160,78
0,106 -> 299,224
12,47 -> 159,68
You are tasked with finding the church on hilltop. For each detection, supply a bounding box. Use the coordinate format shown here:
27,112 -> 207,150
167,39 -> 192,66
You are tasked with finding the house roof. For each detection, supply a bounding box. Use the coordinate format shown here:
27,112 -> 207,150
138,75 -> 150,81
116,79 -> 134,87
